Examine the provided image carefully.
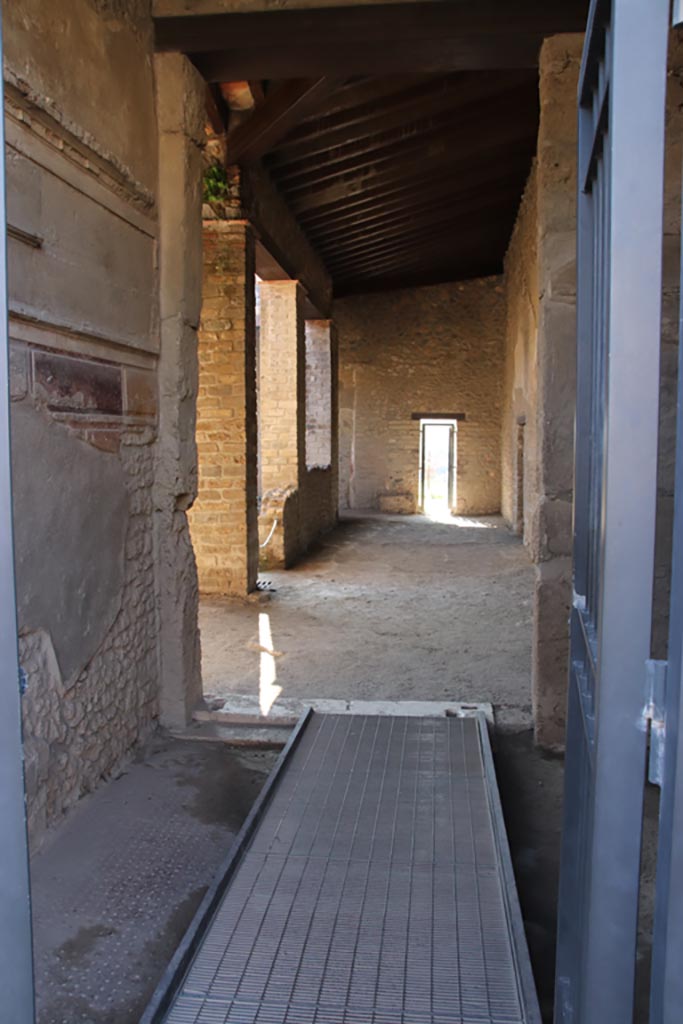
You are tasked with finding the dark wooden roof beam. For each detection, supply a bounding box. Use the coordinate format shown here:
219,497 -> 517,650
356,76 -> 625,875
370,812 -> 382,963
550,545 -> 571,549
305,165 -> 532,243
325,207 -> 516,274
333,225 -> 511,282
155,3 -> 588,77
268,75 -> 537,169
225,78 -> 340,164
314,191 -> 526,260
291,123 -> 537,220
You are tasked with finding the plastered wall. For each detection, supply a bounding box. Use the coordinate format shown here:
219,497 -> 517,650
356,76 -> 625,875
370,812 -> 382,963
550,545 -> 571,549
4,0 -> 167,844
336,278 -> 505,515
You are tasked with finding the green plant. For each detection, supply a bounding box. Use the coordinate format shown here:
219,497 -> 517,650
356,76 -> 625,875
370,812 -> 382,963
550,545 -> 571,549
203,164 -> 230,204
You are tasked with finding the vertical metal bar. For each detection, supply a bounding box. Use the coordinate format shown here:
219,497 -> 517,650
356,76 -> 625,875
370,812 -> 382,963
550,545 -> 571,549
580,1 -> 668,1021
650,73 -> 683,1024
0,10 -> 36,1021
573,105 -> 594,603
554,680 -> 587,1022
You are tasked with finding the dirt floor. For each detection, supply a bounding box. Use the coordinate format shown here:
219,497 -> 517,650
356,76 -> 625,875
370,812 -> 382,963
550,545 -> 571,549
201,513 -> 535,727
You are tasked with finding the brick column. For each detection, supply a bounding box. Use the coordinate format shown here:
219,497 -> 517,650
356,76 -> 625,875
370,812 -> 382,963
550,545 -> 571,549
259,280 -> 306,493
189,219 -> 258,595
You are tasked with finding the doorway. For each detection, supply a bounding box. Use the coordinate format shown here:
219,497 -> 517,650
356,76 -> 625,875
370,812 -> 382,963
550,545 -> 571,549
419,419 -> 457,516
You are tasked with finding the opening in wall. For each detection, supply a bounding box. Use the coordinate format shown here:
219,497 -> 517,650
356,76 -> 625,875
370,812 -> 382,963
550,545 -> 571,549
418,418 -> 458,518
305,320 -> 332,469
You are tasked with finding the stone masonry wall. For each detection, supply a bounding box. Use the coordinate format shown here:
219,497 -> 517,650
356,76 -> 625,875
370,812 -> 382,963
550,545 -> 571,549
501,164 -> 539,545
336,278 -> 505,515
501,34 -> 683,747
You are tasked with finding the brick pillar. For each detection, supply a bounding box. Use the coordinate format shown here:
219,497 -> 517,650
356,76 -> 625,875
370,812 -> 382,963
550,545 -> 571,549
259,280 -> 306,493
189,219 -> 258,595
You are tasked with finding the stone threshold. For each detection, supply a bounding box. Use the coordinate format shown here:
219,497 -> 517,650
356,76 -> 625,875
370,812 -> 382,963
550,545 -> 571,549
171,695 -> 495,748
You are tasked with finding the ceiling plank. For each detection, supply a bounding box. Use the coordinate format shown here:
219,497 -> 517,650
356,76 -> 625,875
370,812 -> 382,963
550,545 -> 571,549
314,190 -> 525,259
288,115 -> 537,217
333,224 -> 511,282
276,108 -> 537,200
302,162 -> 531,240
268,72 -> 531,164
225,77 -> 340,163
270,94 -> 534,190
325,206 -> 516,273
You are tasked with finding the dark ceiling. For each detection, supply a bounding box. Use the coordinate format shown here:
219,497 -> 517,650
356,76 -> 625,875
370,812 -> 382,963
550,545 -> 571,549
263,72 -> 540,295
155,1 -> 588,296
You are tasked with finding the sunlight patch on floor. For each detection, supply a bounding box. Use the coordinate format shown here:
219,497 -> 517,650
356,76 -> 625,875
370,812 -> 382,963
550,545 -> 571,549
258,612 -> 282,715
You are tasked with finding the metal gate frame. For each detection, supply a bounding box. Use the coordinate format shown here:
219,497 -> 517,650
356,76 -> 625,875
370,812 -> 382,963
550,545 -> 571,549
650,9 -> 683,1021
0,9 -> 36,1022
555,1 -> 669,1021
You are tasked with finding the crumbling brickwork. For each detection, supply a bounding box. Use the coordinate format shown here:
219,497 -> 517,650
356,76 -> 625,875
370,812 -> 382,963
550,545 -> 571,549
336,278 -> 505,515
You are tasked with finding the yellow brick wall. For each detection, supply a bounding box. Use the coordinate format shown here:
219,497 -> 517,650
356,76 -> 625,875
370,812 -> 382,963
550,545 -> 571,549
189,219 -> 259,594
336,277 -> 505,515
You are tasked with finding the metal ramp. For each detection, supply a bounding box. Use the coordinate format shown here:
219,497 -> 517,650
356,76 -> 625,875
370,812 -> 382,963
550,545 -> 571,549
143,712 -> 540,1024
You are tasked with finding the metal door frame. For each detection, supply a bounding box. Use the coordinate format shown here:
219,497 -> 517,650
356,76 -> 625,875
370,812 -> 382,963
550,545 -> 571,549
555,1 -> 669,1021
0,9 -> 36,1021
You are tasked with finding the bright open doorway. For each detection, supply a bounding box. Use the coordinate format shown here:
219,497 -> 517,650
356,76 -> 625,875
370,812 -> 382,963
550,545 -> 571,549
418,418 -> 458,518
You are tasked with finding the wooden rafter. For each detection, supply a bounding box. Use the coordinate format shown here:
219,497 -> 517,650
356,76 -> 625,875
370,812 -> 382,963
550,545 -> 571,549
225,78 -> 340,164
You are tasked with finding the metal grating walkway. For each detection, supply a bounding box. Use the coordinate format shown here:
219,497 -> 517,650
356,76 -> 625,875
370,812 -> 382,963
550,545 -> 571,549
146,713 -> 540,1024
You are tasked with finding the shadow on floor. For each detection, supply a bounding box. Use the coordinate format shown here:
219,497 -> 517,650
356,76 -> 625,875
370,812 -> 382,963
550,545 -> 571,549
493,729 -> 564,1024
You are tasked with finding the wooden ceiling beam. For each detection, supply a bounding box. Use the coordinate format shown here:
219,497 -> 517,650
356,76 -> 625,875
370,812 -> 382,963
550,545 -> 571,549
332,225 -> 510,282
268,74 -> 536,168
205,83 -> 228,134
225,77 -> 340,164
155,3 -> 588,77
271,104 -> 532,192
278,116 -> 536,203
295,150 -> 533,234
314,190 -> 525,259
325,206 -> 516,273
304,166 -> 530,243
289,118 -> 537,219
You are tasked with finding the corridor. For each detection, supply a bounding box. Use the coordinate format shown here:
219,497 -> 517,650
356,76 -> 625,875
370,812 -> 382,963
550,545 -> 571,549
200,513 -> 533,727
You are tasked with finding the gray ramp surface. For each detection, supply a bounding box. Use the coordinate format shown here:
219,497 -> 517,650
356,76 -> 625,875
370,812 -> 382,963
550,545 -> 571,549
159,713 -> 540,1024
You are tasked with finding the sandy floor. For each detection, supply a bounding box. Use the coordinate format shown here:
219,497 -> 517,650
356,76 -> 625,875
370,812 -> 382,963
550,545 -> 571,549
200,512 -> 535,724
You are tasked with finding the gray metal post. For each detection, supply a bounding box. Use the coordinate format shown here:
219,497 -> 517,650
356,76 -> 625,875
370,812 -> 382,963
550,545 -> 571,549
649,11 -> 683,1019
555,1 -> 669,1021
0,10 -> 36,1022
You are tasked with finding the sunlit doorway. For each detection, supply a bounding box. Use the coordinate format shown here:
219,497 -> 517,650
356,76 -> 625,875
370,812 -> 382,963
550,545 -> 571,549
418,418 -> 457,518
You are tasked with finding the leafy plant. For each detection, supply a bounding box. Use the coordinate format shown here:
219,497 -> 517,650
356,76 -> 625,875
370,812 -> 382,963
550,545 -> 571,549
203,164 -> 230,204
